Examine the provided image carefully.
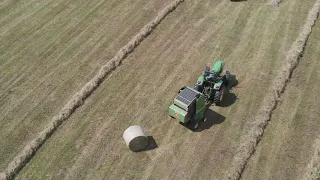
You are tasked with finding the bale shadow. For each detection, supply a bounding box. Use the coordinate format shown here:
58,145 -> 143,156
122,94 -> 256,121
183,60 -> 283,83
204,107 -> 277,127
143,136 -> 158,151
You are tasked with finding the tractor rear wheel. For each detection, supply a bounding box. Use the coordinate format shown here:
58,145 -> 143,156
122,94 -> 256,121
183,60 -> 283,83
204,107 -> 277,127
226,71 -> 231,81
214,86 -> 225,105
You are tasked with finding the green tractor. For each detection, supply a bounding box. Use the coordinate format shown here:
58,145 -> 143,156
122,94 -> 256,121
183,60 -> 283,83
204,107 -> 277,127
194,60 -> 230,105
168,60 -> 230,130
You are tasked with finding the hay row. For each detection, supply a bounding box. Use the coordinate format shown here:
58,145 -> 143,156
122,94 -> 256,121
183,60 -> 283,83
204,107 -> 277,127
0,0 -> 184,179
303,137 -> 320,180
225,0 -> 320,179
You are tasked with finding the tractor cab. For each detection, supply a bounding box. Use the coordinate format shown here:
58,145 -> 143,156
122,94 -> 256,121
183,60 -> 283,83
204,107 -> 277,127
194,60 -> 230,104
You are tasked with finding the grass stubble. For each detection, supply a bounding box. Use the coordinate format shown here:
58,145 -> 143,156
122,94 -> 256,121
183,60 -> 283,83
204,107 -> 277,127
225,0 -> 320,179
0,0 -> 185,179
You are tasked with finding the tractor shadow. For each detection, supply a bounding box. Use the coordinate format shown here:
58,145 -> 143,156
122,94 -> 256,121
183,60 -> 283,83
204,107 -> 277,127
219,74 -> 238,107
143,136 -> 158,151
193,109 -> 226,132
228,74 -> 239,88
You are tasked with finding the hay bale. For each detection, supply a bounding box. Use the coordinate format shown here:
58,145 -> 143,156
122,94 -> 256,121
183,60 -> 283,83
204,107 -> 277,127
123,125 -> 148,152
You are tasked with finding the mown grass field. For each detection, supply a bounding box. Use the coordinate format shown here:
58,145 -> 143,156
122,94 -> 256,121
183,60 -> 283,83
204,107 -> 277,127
1,0 -> 320,179
0,0 -> 170,174
242,18 -> 320,180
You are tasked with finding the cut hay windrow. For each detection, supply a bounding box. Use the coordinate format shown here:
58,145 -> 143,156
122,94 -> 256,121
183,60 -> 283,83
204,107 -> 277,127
268,0 -> 285,7
303,137 -> 320,180
225,0 -> 320,179
0,0 -> 184,179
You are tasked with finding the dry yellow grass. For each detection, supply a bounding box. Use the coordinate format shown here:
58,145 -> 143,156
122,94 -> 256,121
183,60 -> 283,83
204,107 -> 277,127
0,0 -> 184,179
225,0 -> 320,179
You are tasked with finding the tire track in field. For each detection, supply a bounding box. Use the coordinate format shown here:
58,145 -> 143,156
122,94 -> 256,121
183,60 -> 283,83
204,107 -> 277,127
0,1 -> 184,179
225,0 -> 320,179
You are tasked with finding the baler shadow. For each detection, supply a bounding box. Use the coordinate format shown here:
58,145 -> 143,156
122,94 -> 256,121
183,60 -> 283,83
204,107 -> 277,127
193,109 -> 226,132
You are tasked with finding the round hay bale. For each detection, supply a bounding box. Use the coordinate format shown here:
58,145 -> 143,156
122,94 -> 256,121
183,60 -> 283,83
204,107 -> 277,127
123,125 -> 148,152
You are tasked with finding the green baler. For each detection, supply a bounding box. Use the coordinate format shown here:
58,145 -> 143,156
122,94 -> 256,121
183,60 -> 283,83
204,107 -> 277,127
168,86 -> 206,130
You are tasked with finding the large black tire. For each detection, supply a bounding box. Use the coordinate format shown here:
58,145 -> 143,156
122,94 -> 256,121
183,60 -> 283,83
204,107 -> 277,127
226,71 -> 231,81
214,86 -> 225,105
221,72 -> 230,87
